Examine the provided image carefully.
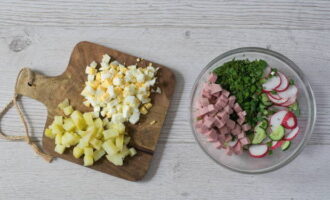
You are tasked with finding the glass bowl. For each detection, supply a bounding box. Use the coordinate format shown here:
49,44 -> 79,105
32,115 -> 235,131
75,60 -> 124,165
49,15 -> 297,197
190,47 -> 316,174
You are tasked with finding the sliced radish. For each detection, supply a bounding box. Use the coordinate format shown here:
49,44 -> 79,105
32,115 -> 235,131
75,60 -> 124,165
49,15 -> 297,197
278,85 -> 298,99
248,144 -> 268,158
280,95 -> 297,107
262,76 -> 281,92
263,66 -> 271,78
284,126 -> 300,141
270,140 -> 284,150
268,92 -> 282,100
228,138 -> 238,147
269,105 -> 288,111
282,111 -> 297,129
267,93 -> 288,104
275,72 -> 289,92
270,110 -> 288,127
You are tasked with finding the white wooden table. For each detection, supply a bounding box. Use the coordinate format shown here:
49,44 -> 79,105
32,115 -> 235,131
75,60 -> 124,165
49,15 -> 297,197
0,1 -> 329,199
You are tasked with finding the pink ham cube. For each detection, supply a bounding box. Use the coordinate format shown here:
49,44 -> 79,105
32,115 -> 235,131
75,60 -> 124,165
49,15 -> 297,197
242,124 -> 251,131
226,119 -> 236,130
240,137 -> 250,146
208,73 -> 217,83
210,84 -> 222,94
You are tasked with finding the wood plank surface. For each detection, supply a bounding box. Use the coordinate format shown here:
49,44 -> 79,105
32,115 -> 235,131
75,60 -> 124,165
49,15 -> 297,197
0,1 -> 330,199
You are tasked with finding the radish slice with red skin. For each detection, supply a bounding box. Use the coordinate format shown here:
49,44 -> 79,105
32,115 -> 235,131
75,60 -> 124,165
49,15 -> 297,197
280,95 -> 297,107
275,72 -> 289,92
269,105 -> 288,111
282,111 -> 297,129
228,138 -> 238,147
278,85 -> 298,99
270,110 -> 288,127
270,140 -> 284,150
262,76 -> 281,92
268,92 -> 282,100
263,67 -> 272,78
267,93 -> 288,104
249,144 -> 268,158
284,126 -> 300,141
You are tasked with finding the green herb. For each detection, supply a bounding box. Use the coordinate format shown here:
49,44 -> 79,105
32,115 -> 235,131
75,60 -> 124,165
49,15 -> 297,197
213,59 -> 268,126
288,102 -> 300,116
289,79 -> 295,85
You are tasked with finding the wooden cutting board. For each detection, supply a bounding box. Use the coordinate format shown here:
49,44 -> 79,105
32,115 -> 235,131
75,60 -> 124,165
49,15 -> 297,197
14,41 -> 176,181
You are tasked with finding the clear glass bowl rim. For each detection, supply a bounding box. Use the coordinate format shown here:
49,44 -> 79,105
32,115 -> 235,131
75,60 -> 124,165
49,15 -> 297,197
189,47 -> 317,174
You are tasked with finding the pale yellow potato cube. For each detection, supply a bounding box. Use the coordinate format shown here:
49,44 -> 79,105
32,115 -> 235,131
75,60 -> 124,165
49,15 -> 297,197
94,118 -> 103,129
129,148 -> 137,157
77,130 -> 87,137
103,129 -> 120,140
63,105 -> 74,116
54,116 -> 63,125
84,147 -> 93,157
106,154 -> 123,166
73,146 -> 84,158
58,98 -> 69,110
51,124 -> 64,135
54,144 -> 66,154
63,118 -> 75,131
144,103 -> 152,109
140,106 -> 148,115
119,146 -> 130,157
108,122 -> 125,134
55,134 -> 62,145
115,134 -> 124,151
124,136 -> 131,145
84,155 -> 94,166
83,112 -> 94,126
90,138 -> 102,150
44,128 -> 55,139
62,132 -> 79,147
78,133 -> 93,148
71,110 -> 87,130
102,139 -> 119,156
93,149 -> 106,162
86,126 -> 97,136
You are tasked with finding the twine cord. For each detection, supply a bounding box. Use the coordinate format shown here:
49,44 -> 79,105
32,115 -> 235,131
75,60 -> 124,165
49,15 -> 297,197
0,68 -> 53,162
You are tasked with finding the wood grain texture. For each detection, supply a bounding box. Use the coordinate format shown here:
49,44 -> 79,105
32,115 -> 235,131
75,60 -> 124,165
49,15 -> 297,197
14,41 -> 175,181
1,0 -> 330,199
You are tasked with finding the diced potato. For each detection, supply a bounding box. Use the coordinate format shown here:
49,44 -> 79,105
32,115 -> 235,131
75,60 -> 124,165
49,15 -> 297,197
95,126 -> 103,139
108,122 -> 125,134
73,146 -> 84,158
94,118 -> 103,129
129,148 -> 137,157
102,139 -> 119,156
63,105 -> 74,116
93,149 -> 105,161
83,112 -> 94,126
71,110 -> 87,130
84,147 -> 93,157
54,144 -> 66,154
86,126 -> 97,136
106,154 -> 123,166
102,118 -> 109,126
55,134 -> 62,145
144,103 -> 152,109
119,146 -> 130,157
78,133 -> 93,148
54,116 -> 63,125
124,136 -> 131,145
140,106 -> 148,115
77,130 -> 87,137
90,138 -> 102,150
84,155 -> 94,166
58,98 -> 69,110
63,118 -> 75,131
115,134 -> 124,151
44,128 -> 55,139
62,132 -> 79,147
103,129 -> 120,140
51,124 -> 64,135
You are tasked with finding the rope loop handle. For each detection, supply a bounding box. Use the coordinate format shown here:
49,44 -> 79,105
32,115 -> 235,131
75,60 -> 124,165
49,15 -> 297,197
0,68 -> 53,162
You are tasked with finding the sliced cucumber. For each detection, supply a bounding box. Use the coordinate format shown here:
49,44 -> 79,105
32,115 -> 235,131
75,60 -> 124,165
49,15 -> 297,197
269,125 -> 285,141
252,128 -> 266,144
256,120 -> 268,130
261,93 -> 272,106
281,141 -> 291,151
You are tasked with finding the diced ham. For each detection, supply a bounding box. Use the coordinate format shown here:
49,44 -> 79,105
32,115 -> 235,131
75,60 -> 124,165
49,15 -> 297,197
217,111 -> 229,122
207,104 -> 215,112
240,111 -> 247,116
199,98 -> 209,107
237,117 -> 245,125
231,124 -> 241,135
210,84 -> 222,94
242,124 -> 251,131
218,134 -> 225,143
219,126 -> 229,135
226,119 -> 236,130
204,116 -> 215,128
222,90 -> 230,97
225,147 -> 233,155
212,91 -> 221,97
213,141 -> 222,149
195,119 -> 203,129
233,142 -> 242,155
225,134 -> 232,142
219,95 -> 229,104
224,105 -> 233,114
208,73 -> 217,83
214,117 -> 225,129
206,129 -> 218,142
196,107 -> 210,118
238,111 -> 247,121
237,131 -> 246,139
239,137 -> 250,146
234,103 -> 243,113
228,96 -> 236,107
